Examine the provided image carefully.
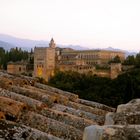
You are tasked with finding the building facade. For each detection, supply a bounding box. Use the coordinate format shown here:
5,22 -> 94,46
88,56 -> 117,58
34,38 -> 56,81
7,61 -> 27,75
34,39 -> 125,80
57,49 -> 125,67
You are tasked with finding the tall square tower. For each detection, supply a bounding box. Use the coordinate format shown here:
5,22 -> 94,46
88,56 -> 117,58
34,38 -> 56,81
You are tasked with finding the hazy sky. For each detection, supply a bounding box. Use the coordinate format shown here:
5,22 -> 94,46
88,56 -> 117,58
0,0 -> 140,51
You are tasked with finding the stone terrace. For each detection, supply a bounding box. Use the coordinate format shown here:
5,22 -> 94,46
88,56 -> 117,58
0,71 -> 115,140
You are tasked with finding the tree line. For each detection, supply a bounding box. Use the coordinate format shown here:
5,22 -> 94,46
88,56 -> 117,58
48,69 -> 140,107
123,53 -> 140,67
0,47 -> 32,69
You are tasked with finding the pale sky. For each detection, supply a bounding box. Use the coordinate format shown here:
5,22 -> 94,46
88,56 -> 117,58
0,0 -> 140,51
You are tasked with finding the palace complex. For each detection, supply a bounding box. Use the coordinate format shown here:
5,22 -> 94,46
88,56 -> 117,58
34,39 -> 125,81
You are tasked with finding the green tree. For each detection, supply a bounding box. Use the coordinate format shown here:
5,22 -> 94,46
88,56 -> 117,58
0,47 -> 5,68
123,55 -> 135,65
48,68 -> 140,107
109,55 -> 121,64
135,53 -> 140,68
8,47 -> 28,62
0,47 -> 29,70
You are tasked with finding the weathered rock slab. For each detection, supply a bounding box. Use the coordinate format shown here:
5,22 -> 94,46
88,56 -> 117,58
20,111 -> 83,140
24,85 -> 69,105
41,107 -> 96,130
105,112 -> 140,125
35,82 -> 78,102
79,99 -> 115,112
0,96 -> 26,120
52,103 -> 104,125
117,99 -> 140,113
83,125 -> 140,140
10,85 -> 56,107
105,99 -> 140,125
0,88 -> 45,110
0,119 -> 62,140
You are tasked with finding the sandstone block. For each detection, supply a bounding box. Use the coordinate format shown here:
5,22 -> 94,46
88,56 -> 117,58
0,96 -> 26,120
0,88 -> 45,110
0,119 -> 62,140
52,104 -> 104,125
105,112 -> 115,125
67,101 -> 108,116
20,111 -> 83,140
10,85 -> 56,107
41,108 -> 96,130
0,111 -> 5,120
79,99 -> 115,112
117,99 -> 140,113
83,125 -> 140,140
106,112 -> 140,125
35,82 -> 78,102
24,85 -> 69,105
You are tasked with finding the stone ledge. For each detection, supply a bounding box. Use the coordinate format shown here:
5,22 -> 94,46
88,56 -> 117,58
83,125 -> 140,140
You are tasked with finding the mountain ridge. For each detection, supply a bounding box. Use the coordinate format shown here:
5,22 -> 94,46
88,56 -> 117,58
0,34 -> 137,56
0,40 -> 17,51
0,34 -> 49,51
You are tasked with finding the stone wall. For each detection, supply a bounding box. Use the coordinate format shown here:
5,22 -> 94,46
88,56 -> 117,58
7,62 -> 27,75
34,39 -> 55,81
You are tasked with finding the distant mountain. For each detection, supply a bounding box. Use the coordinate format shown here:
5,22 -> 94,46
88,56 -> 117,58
104,47 -> 123,51
0,34 -> 49,51
64,45 -> 89,50
0,34 -> 90,51
125,51 -> 137,57
104,47 -> 137,57
0,40 -> 17,51
0,34 -> 138,56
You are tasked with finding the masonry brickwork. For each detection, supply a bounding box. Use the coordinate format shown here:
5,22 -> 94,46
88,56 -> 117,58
7,61 -> 27,75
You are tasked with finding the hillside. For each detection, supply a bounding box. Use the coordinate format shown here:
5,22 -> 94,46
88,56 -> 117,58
0,34 -> 49,51
0,40 -> 17,51
0,34 -> 90,51
0,71 -> 115,140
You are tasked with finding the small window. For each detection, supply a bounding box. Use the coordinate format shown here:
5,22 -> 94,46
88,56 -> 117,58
19,67 -> 21,71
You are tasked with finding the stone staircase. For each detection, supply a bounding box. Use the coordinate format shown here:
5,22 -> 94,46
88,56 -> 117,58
0,71 -> 115,140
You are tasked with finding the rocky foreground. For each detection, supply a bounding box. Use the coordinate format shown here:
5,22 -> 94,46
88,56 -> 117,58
1,71 -> 139,140
0,71 -> 115,140
83,99 -> 140,140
